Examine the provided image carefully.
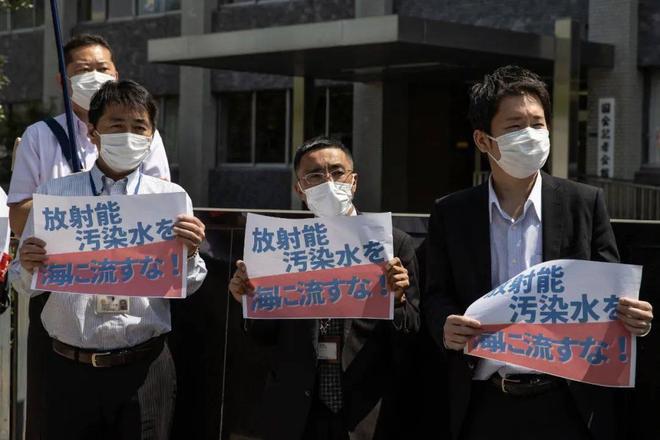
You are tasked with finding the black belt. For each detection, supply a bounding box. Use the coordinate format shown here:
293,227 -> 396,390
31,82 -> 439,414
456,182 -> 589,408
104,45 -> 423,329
489,373 -> 564,397
52,335 -> 165,368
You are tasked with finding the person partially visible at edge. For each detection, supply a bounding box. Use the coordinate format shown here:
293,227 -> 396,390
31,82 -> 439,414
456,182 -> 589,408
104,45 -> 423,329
8,33 -> 171,237
228,137 -> 421,440
423,65 -> 653,440
10,80 -> 206,439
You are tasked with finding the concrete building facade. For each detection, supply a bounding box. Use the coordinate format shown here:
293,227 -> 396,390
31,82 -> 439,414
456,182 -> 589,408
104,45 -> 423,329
1,0 -> 659,215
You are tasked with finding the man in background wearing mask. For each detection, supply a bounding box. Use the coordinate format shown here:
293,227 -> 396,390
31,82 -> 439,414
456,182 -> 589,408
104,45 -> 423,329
228,137 -> 420,440
8,33 -> 170,236
10,80 -> 207,439
424,65 -> 653,440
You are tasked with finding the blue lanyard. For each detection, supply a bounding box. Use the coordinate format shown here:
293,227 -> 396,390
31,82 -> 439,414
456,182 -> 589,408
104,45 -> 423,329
89,171 -> 142,196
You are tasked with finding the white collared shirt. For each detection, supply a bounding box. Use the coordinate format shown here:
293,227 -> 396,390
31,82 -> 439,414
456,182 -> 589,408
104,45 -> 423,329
8,112 -> 171,204
9,163 -> 207,350
473,172 -> 543,380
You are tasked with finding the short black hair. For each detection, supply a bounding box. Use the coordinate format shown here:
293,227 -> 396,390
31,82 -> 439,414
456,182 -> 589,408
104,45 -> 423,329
293,136 -> 353,173
88,80 -> 158,130
468,65 -> 551,134
63,34 -> 113,66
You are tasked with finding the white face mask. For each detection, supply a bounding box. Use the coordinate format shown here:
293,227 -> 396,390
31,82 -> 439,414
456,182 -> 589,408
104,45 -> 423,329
70,71 -> 116,110
302,180 -> 354,217
488,127 -> 550,179
98,132 -> 152,173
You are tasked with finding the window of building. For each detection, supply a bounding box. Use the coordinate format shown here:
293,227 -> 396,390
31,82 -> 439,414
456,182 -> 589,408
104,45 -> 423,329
136,0 -> 180,15
312,86 -> 353,149
78,0 -> 179,21
154,95 -> 180,166
217,89 -> 291,165
0,0 -> 44,31
107,0 -> 133,18
219,0 -> 289,6
78,0 -> 107,22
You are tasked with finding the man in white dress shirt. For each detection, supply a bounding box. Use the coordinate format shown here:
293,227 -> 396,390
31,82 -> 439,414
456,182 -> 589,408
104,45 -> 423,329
8,33 -> 171,236
11,80 -> 206,439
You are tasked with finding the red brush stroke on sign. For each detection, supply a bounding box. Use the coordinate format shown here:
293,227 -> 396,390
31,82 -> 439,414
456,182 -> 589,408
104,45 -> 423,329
245,263 -> 392,319
466,321 -> 633,387
35,240 -> 185,298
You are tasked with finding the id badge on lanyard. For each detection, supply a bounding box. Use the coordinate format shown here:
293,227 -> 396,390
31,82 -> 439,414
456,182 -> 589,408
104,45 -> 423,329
95,295 -> 130,314
318,319 -> 341,364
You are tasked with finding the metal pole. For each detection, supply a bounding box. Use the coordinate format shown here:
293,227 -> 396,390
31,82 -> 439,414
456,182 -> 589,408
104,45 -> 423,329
48,0 -> 81,172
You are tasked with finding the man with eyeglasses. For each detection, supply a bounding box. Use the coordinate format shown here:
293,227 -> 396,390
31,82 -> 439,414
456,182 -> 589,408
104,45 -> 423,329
228,137 -> 421,440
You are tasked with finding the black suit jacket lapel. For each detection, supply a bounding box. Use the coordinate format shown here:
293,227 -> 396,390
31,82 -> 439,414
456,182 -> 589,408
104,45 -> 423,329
541,172 -> 565,261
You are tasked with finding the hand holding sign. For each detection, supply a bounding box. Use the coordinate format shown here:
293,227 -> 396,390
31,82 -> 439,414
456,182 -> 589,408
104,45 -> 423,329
443,315 -> 482,351
229,260 -> 254,303
19,237 -> 48,272
173,214 -> 206,257
617,297 -> 653,336
385,257 -> 409,304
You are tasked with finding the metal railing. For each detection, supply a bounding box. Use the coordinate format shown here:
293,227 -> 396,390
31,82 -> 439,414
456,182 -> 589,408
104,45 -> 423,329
472,171 -> 660,221
581,177 -> 660,221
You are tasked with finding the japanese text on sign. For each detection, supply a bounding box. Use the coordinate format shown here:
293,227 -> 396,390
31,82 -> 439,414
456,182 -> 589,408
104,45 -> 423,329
465,259 -> 642,387
243,213 -> 394,319
31,192 -> 188,298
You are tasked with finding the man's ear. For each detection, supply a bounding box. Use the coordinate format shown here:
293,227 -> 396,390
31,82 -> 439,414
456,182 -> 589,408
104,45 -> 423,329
56,73 -> 63,88
473,129 -> 501,160
351,173 -> 358,195
294,179 -> 306,203
88,125 -> 100,148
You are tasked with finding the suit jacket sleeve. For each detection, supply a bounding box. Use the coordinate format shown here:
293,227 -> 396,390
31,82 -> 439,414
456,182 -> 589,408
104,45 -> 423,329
423,201 -> 461,353
392,229 -> 421,334
591,188 -> 620,264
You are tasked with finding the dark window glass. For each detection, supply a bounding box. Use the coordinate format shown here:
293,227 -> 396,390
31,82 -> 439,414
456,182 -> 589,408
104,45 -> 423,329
312,87 -> 327,138
159,96 -> 179,164
11,5 -> 34,29
78,0 -> 91,21
34,0 -> 44,26
329,86 -> 353,150
255,90 -> 286,163
137,0 -> 160,15
108,0 -> 133,18
78,0 -> 106,22
0,10 -> 8,32
225,92 -> 252,163
164,0 -> 180,11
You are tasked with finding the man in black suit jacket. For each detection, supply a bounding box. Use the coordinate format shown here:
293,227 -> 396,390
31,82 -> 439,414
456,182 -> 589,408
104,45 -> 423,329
229,137 -> 420,440
424,66 -> 653,440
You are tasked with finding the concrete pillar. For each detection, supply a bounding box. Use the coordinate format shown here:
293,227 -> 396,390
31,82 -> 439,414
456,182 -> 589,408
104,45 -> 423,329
636,72 -> 660,184
551,18 -> 580,179
352,0 -> 394,212
352,83 -> 384,211
647,73 -> 660,166
178,0 -> 215,206
42,0 -> 77,114
587,0 -> 643,180
290,77 -> 315,209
